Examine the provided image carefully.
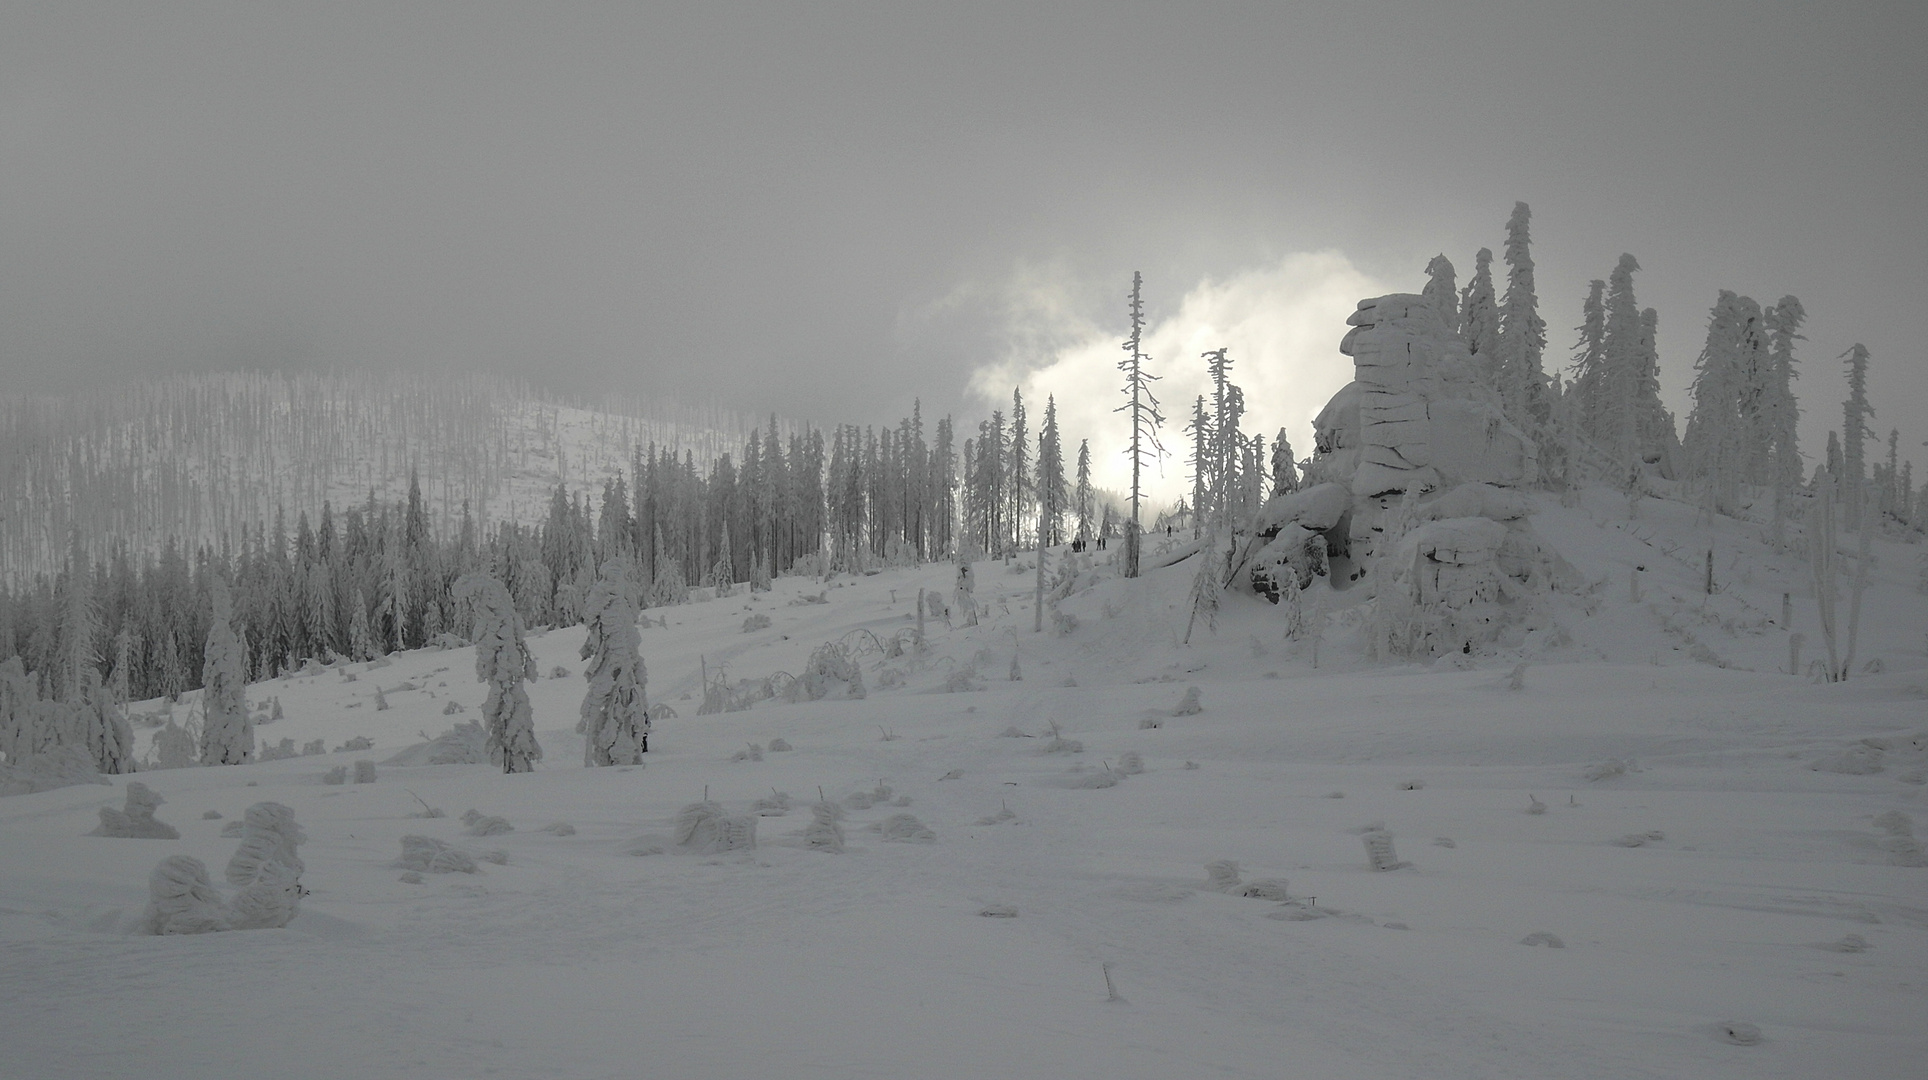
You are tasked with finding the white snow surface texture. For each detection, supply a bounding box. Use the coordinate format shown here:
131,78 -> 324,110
2,484 -> 1925,1079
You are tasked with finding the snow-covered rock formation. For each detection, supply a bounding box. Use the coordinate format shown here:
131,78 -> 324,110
1252,293 -> 1575,654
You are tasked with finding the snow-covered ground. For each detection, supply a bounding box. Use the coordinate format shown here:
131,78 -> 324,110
3,487 -> 1924,1080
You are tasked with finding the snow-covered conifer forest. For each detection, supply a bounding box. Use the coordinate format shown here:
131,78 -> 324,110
4,193 -> 1926,1077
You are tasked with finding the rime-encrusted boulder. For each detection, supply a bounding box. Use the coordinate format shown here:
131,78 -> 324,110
92,782 -> 180,839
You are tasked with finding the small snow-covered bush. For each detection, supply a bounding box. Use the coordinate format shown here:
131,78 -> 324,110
424,720 -> 488,765
465,815 -> 513,837
337,736 -> 373,753
226,860 -> 303,930
1071,768 -> 1119,789
353,760 -> 377,784
143,855 -> 229,935
258,738 -> 298,761
1363,829 -> 1407,871
301,739 -> 326,756
91,782 -> 179,839
538,822 -> 577,836
226,802 -> 305,888
1519,931 -> 1564,948
1811,744 -> 1884,775
1205,860 -> 1242,892
753,791 -> 792,816
394,835 -> 479,874
675,801 -> 756,854
1171,686 -> 1203,716
731,743 -> 764,762
1040,724 -> 1082,754
741,614 -> 772,633
1582,759 -> 1633,781
799,802 -> 845,852
876,813 -> 934,842
322,766 -> 347,785
1116,752 -> 1145,775
767,738 -> 792,752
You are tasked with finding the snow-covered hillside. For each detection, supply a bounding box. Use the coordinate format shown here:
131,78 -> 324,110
2,485 -> 1924,1080
0,371 -> 769,579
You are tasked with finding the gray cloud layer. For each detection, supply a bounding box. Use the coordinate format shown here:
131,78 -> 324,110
2,2 -> 1922,460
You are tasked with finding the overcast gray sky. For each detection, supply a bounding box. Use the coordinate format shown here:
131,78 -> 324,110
2,1 -> 1923,498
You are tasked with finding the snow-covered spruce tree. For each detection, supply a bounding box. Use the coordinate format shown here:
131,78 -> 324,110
1073,439 -> 1093,544
454,573 -> 541,773
1762,297 -> 1806,538
0,657 -> 37,766
1600,254 -> 1647,482
199,578 -> 253,766
1681,291 -> 1758,516
1495,202 -> 1547,429
1840,343 -> 1874,530
1459,247 -> 1500,388
1568,278 -> 1608,452
1116,272 -> 1165,578
1270,427 -> 1299,497
1185,397 -> 1213,540
578,559 -> 649,765
1035,395 -> 1066,549
347,589 -> 375,662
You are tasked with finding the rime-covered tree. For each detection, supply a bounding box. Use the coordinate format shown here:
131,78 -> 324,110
1762,297 -> 1806,534
578,560 -> 648,765
1459,247 -> 1500,386
1073,439 -> 1093,544
455,573 -> 541,773
1270,427 -> 1299,497
1600,255 -> 1645,479
1008,389 -> 1029,551
199,578 -> 253,766
1116,272 -> 1165,577
1568,278 -> 1608,450
1840,343 -> 1874,529
1184,396 -> 1212,539
1495,202 -> 1547,428
1034,395 -> 1066,548
1682,291 -> 1763,515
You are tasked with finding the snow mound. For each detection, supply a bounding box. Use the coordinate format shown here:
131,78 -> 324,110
394,835 -> 479,874
876,813 -> 934,842
91,782 -> 179,839
0,746 -> 109,796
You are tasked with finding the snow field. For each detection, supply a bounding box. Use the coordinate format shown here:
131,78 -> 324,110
3,486 -> 1926,1079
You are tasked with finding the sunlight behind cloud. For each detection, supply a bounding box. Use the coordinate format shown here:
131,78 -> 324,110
968,251 -> 1391,509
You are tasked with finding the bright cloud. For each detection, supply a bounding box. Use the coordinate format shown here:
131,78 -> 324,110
967,251 -> 1391,509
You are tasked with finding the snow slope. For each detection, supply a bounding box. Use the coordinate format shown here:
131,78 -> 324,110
2,486 -> 1924,1080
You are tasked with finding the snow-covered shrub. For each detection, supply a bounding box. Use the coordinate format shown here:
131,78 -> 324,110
150,718 -> 198,769
454,573 -> 542,773
1519,931 -> 1565,948
219,820 -> 246,837
394,835 -> 479,874
1071,767 -> 1119,789
337,736 -> 373,752
974,804 -> 1017,825
767,738 -> 792,752
1206,860 -> 1243,891
877,813 -> 934,842
1582,758 -> 1633,781
143,855 -> 229,935
1363,829 -> 1407,871
1811,743 -> 1884,775
799,802 -> 845,852
538,822 -> 576,836
1171,686 -> 1203,716
258,738 -> 297,761
322,765 -> 347,785
0,744 -> 110,796
226,802 -> 306,888
203,810 -> 222,819
741,614 -> 771,633
442,700 -> 464,715
753,791 -> 792,815
354,760 -> 377,784
301,738 -> 326,756
731,743 -> 764,762
421,720 -> 487,765
1116,752 -> 1145,775
1240,878 -> 1291,901
1040,724 -> 1082,754
674,800 -> 756,854
225,859 -> 303,930
465,814 -> 513,837
91,782 -> 179,838
374,687 -> 390,711
796,641 -> 866,701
